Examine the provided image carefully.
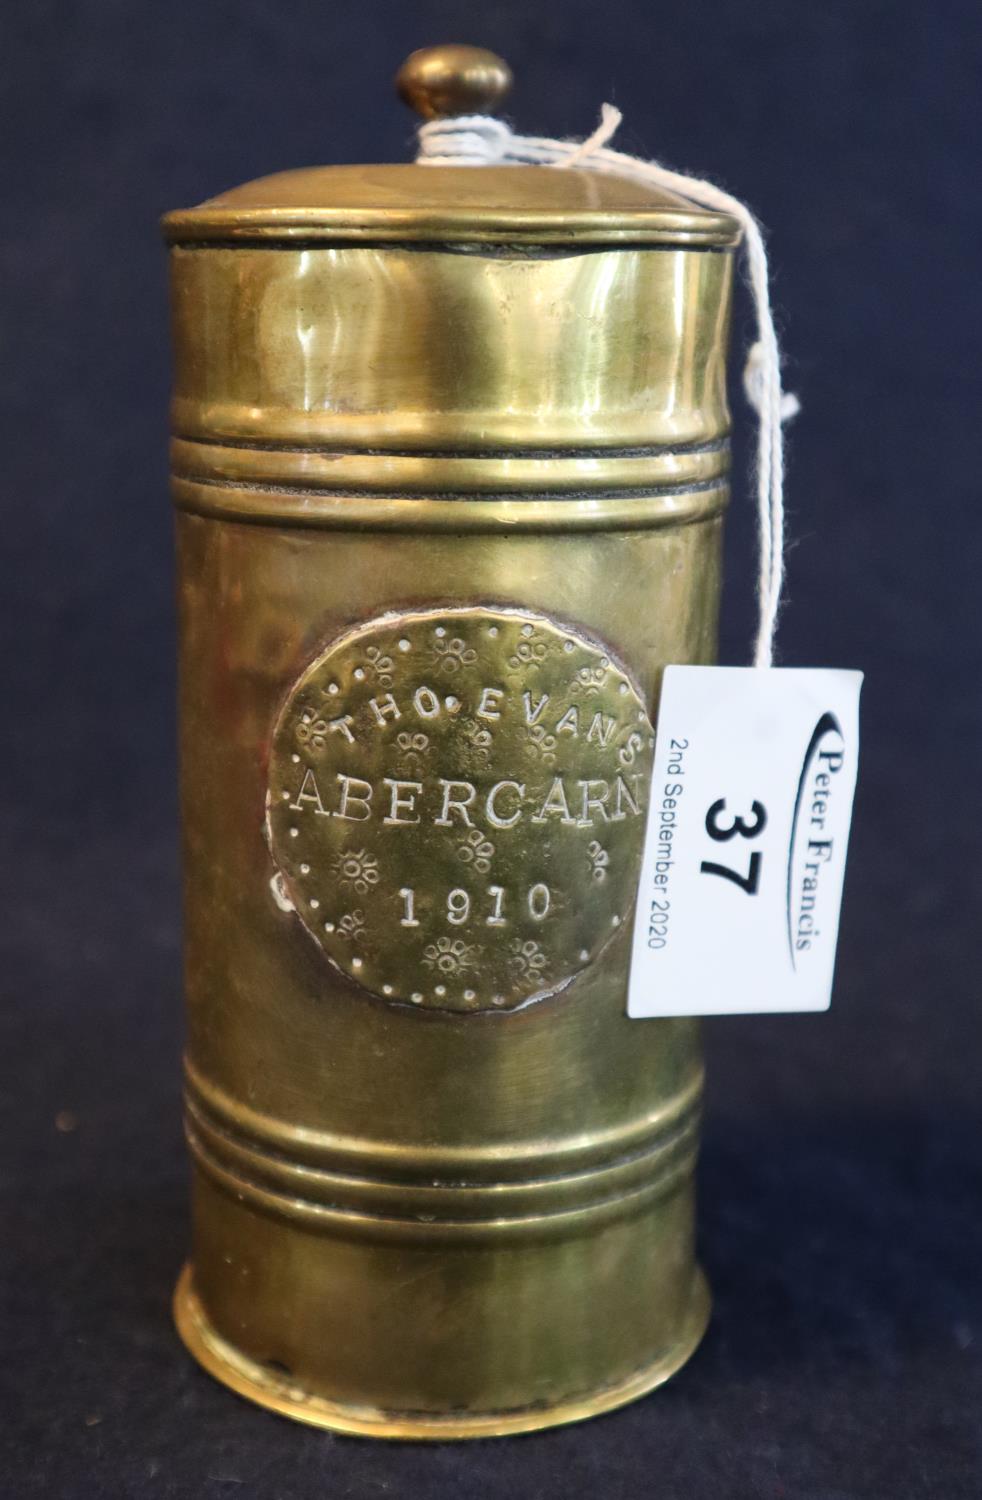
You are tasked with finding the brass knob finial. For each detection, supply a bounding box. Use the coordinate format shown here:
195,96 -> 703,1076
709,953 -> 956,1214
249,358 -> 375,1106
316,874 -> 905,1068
395,45 -> 512,121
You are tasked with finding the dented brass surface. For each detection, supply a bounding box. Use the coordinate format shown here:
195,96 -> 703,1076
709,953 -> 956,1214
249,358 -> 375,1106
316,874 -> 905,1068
166,49 -> 736,1438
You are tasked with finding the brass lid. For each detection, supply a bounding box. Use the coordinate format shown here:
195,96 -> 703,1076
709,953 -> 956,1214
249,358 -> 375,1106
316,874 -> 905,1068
162,46 -> 740,248
162,165 -> 738,247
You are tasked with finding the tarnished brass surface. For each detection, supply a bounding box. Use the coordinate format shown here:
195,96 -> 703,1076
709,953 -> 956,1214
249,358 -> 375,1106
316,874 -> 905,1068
166,244 -> 733,455
174,1264 -> 711,1439
166,66 -> 736,1435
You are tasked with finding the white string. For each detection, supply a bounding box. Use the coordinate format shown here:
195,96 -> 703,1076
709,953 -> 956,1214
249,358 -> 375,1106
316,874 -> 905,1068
417,106 -> 798,669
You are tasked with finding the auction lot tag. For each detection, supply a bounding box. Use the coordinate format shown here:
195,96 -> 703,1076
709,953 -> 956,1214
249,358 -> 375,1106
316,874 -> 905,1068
627,667 -> 863,1017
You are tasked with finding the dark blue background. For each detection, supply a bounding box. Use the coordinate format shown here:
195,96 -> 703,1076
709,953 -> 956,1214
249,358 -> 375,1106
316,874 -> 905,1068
3,2 -> 980,1496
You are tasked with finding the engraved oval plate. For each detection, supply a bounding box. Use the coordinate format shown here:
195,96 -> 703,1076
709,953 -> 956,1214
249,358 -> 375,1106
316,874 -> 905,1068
267,607 -> 654,1012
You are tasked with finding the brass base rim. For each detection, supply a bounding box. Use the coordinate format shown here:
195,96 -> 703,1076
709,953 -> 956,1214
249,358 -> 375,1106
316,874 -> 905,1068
173,1262 -> 711,1440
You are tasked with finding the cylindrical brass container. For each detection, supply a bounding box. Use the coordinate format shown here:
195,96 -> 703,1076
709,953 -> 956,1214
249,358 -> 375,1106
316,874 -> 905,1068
163,55 -> 739,1439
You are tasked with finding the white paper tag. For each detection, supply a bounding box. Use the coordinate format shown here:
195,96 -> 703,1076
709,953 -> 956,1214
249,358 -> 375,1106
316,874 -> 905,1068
627,667 -> 863,1017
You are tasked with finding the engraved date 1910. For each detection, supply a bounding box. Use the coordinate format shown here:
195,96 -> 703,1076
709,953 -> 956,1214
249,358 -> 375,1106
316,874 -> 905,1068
398,882 -> 551,929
